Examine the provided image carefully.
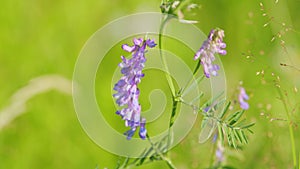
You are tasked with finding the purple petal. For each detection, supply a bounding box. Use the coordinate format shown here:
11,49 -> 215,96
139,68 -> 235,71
194,51 -> 201,60
124,128 -> 136,140
146,39 -> 157,48
139,127 -> 147,139
121,67 -> 131,75
240,102 -> 249,110
219,42 -> 226,48
239,87 -> 250,110
218,50 -> 227,55
208,29 -> 215,40
133,38 -> 143,45
122,44 -> 136,52
139,118 -> 147,139
203,106 -> 210,113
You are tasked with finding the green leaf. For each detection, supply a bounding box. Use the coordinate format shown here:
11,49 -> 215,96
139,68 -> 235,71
234,110 -> 244,121
224,126 -> 231,146
225,111 -> 239,123
240,130 -> 249,144
233,129 -> 243,144
228,111 -> 244,126
235,118 -> 246,126
218,124 -> 224,145
247,128 -> 254,134
229,128 -> 237,148
219,101 -> 231,119
240,122 -> 255,129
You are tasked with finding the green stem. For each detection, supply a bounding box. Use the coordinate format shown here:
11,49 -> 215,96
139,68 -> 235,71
180,100 -> 199,111
298,152 -> 300,169
180,59 -> 203,96
117,157 -> 129,169
166,96 -> 179,150
159,15 -> 176,97
147,135 -> 177,169
193,59 -> 202,75
159,14 -> 180,152
169,97 -> 179,127
276,87 -> 297,168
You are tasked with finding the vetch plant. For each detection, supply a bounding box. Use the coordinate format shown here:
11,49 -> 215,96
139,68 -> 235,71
52,0 -> 300,168
110,2 -> 255,168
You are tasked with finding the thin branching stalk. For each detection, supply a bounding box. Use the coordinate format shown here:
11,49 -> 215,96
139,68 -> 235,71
298,152 -> 300,169
180,60 -> 203,96
159,15 -> 176,97
117,157 -> 129,169
276,87 -> 297,168
158,13 -> 180,152
147,135 -> 177,169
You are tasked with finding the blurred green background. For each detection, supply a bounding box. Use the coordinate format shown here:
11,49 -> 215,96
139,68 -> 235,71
1,0 -> 300,168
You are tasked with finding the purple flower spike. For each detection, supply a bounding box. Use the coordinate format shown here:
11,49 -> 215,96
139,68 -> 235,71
194,28 -> 226,78
114,37 -> 156,140
239,87 -> 249,110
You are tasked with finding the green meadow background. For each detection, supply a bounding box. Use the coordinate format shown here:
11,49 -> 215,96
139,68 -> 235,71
1,0 -> 300,168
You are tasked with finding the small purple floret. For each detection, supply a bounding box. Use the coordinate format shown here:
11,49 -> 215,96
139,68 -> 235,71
113,37 -> 156,140
239,87 -> 249,110
216,142 -> 225,163
139,118 -> 147,139
194,28 -> 226,78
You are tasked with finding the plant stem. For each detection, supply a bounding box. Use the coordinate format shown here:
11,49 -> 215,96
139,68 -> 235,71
159,14 -> 180,151
117,157 -> 129,169
165,95 -> 180,151
276,87 -> 297,168
298,152 -> 300,169
159,14 -> 176,97
180,60 -> 203,96
147,135 -> 177,169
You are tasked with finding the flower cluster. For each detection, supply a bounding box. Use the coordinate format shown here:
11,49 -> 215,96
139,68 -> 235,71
239,87 -> 249,110
194,28 -> 227,78
113,38 -> 156,140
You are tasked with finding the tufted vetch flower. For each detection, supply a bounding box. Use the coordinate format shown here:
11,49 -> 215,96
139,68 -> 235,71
113,37 -> 156,140
194,28 -> 226,78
